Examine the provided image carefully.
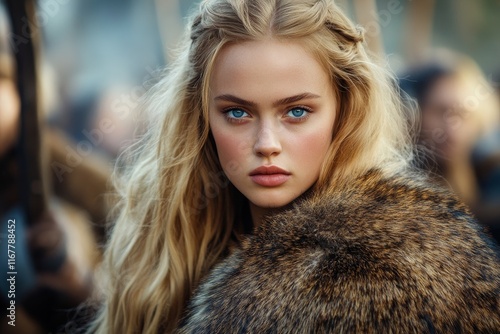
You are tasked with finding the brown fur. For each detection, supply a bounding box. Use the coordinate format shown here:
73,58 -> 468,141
176,170 -> 500,333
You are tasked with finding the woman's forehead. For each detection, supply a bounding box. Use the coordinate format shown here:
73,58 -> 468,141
209,39 -> 333,102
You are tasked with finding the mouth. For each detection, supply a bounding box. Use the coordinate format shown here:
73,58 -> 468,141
249,165 -> 291,187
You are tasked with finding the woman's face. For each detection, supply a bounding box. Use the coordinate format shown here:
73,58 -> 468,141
420,75 -> 477,162
209,39 -> 336,216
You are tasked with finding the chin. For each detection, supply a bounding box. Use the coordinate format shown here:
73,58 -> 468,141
248,197 -> 290,209
246,190 -> 302,209
245,191 -> 295,209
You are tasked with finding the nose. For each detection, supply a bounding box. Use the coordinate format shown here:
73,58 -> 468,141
253,127 -> 282,157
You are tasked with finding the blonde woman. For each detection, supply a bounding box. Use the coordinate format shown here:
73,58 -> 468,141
86,0 -> 500,333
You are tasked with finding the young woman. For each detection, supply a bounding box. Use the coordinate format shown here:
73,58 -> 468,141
87,0 -> 500,333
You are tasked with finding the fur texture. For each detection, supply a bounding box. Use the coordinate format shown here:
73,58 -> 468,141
176,170 -> 500,333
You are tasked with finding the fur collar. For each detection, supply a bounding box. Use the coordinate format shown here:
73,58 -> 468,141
177,169 -> 500,333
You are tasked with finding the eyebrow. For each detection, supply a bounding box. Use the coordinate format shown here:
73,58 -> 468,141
213,92 -> 321,108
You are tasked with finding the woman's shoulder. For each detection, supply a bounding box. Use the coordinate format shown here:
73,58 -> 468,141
249,168 -> 500,290
254,168 -> 498,255
177,169 -> 500,333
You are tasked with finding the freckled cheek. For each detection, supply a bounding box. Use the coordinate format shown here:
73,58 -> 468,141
288,129 -> 332,171
210,128 -> 252,174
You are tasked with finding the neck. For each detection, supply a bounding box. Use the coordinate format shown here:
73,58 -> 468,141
248,202 -> 297,229
248,188 -> 315,229
249,203 -> 272,229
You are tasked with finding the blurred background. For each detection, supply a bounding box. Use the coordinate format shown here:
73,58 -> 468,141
0,0 -> 499,333
2,0 -> 500,158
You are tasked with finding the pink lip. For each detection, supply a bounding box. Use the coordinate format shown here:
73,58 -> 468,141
249,165 -> 291,187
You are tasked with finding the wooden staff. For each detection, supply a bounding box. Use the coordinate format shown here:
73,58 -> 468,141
403,0 -> 436,64
5,0 -> 48,225
353,0 -> 385,60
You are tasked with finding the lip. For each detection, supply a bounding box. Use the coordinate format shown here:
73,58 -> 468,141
249,165 -> 291,187
249,166 -> 291,176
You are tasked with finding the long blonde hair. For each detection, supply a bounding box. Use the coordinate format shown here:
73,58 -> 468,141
87,0 -> 413,333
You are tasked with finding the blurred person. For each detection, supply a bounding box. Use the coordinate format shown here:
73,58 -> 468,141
40,0 -> 165,157
399,50 -> 500,242
85,1 -> 500,333
0,4 -> 112,332
0,30 -> 94,334
85,85 -> 150,159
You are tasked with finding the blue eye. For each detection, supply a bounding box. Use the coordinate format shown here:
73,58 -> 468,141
226,108 -> 248,119
286,107 -> 309,118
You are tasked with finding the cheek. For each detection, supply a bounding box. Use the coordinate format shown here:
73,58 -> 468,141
449,122 -> 475,145
210,126 -> 250,174
212,129 -> 235,162
422,111 -> 441,133
289,127 -> 332,170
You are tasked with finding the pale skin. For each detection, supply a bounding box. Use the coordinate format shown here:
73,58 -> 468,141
209,38 -> 337,227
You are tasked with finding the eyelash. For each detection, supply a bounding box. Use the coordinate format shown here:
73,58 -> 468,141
222,106 -> 312,123
285,106 -> 312,122
222,108 -> 250,123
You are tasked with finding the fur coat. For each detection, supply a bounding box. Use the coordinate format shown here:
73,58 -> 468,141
176,170 -> 500,333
